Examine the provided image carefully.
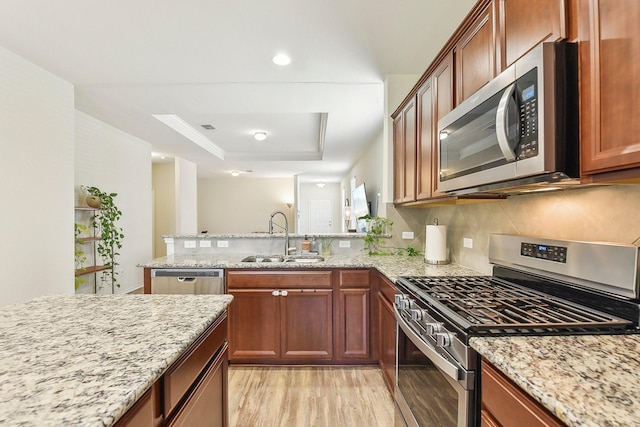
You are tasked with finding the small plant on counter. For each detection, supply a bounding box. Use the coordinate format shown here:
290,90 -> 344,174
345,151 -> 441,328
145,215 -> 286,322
85,186 -> 124,289
360,215 -> 422,257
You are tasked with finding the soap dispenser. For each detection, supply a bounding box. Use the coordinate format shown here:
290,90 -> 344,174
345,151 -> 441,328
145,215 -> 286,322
301,235 -> 311,253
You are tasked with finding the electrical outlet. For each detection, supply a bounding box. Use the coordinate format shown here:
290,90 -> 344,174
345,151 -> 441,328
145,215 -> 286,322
217,240 -> 229,248
339,240 -> 351,248
463,238 -> 473,249
184,240 -> 196,249
199,240 -> 212,248
402,231 -> 414,239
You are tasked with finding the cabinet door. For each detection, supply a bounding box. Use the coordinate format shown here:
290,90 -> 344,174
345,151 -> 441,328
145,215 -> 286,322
431,52 -> 455,198
168,345 -> 229,427
416,77 -> 434,201
401,99 -> 417,203
393,114 -> 404,204
227,289 -> 280,361
579,0 -> 640,177
337,288 -> 371,360
281,289 -> 333,360
378,291 -> 396,392
499,0 -> 567,68
455,1 -> 497,104
481,359 -> 563,427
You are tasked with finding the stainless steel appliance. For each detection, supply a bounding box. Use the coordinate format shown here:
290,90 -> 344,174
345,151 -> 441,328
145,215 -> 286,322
150,268 -> 224,294
394,234 -> 640,427
437,42 -> 578,195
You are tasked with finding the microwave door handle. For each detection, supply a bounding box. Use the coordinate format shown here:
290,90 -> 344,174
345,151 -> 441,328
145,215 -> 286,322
496,84 -> 517,162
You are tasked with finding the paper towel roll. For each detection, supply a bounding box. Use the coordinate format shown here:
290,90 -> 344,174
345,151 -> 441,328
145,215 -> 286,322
425,224 -> 448,264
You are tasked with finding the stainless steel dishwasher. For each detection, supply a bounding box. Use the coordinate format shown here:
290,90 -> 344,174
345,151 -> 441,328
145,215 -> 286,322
150,269 -> 225,294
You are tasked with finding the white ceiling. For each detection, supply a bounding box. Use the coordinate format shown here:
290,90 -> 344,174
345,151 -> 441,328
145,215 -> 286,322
0,0 -> 476,182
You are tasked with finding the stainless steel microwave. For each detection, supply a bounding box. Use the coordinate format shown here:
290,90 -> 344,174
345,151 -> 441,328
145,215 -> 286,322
437,42 -> 579,195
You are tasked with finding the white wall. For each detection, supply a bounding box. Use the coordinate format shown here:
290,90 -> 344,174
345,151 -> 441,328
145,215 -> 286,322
0,45 -> 75,307
198,177 -> 294,233
175,157 -> 198,234
152,162 -> 176,257
75,110 -> 152,294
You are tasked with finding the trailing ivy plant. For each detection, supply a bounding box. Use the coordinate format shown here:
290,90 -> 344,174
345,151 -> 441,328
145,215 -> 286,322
359,215 -> 422,257
85,186 -> 124,289
74,223 -> 89,289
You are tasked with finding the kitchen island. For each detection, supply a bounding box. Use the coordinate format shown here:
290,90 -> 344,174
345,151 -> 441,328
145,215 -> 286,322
471,334 -> 640,427
0,293 -> 233,426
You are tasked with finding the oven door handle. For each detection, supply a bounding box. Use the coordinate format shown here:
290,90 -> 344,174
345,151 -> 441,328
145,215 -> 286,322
394,305 -> 462,381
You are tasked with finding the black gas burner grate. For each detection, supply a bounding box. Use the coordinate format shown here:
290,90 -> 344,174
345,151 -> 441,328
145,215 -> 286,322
399,276 -> 631,333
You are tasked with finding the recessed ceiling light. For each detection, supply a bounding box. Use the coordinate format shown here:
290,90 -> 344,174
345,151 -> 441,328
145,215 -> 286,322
254,131 -> 267,141
316,182 -> 326,188
231,171 -> 240,177
272,53 -> 291,66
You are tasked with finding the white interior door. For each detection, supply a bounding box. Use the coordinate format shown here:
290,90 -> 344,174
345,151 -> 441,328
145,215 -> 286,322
309,199 -> 333,233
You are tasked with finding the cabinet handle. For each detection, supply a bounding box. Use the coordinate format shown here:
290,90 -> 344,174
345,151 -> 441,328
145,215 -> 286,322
281,290 -> 288,297
272,290 -> 280,296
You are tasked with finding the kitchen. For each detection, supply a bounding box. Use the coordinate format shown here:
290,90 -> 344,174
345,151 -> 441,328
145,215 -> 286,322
2,0 -> 640,426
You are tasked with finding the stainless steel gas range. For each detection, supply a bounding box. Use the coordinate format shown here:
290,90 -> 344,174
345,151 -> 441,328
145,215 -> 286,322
394,234 -> 640,427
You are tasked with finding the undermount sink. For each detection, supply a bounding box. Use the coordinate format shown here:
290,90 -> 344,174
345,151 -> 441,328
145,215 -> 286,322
240,255 -> 324,263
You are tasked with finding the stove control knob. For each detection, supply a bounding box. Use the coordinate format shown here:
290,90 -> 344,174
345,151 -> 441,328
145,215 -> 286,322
410,308 -> 425,321
394,294 -> 411,310
425,322 -> 443,335
435,332 -> 453,348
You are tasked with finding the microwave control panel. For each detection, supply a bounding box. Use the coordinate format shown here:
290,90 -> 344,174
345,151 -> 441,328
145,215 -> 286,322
516,68 -> 539,160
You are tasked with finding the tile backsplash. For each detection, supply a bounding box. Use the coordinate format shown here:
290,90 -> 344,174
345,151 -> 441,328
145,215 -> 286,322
386,185 -> 640,274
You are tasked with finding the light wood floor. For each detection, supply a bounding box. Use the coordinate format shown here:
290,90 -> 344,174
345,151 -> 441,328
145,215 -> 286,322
228,366 -> 395,427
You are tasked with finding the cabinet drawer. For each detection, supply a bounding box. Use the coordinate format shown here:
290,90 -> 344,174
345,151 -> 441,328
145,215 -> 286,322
338,269 -> 371,288
164,314 -> 228,418
227,270 -> 332,289
481,359 -> 563,427
379,275 -> 396,303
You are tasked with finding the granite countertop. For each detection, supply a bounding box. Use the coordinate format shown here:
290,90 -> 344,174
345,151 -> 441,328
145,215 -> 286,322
471,334 -> 640,427
139,253 -> 483,282
0,294 -> 233,426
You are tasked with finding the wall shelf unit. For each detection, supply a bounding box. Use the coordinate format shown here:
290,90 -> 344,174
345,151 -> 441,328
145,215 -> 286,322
75,206 -> 114,294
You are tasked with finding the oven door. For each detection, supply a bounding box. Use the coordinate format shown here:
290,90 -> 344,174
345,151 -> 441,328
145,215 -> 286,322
394,306 -> 476,427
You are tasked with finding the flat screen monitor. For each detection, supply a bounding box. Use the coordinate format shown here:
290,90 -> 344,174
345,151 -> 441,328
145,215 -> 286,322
351,183 -> 369,232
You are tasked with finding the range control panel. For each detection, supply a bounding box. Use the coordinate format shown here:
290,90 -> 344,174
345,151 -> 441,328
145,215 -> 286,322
521,242 -> 567,263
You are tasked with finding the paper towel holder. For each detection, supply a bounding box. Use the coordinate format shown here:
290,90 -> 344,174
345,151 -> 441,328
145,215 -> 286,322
425,218 -> 449,265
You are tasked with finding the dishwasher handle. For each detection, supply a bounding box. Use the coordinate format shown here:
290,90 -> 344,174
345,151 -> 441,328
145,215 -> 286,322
151,269 -> 224,278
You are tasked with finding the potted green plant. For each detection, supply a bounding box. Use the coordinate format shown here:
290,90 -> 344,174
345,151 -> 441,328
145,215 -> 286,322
84,186 -> 124,289
359,215 -> 421,257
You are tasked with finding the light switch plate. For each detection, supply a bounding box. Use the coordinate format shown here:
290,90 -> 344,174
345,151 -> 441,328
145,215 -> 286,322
339,240 -> 351,248
199,240 -> 212,248
402,231 -> 414,239
217,240 -> 229,248
463,238 -> 473,249
184,240 -> 196,249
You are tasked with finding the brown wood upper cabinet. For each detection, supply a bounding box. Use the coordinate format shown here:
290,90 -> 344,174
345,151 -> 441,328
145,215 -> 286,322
578,0 -> 640,181
393,99 -> 417,203
455,1 -> 498,105
498,0 -> 568,69
421,52 -> 455,200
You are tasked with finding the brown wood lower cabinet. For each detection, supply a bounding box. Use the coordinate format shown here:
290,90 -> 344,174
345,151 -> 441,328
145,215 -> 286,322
227,270 -> 334,364
116,313 -> 229,427
378,283 -> 396,392
481,358 -> 563,427
227,268 -> 376,365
